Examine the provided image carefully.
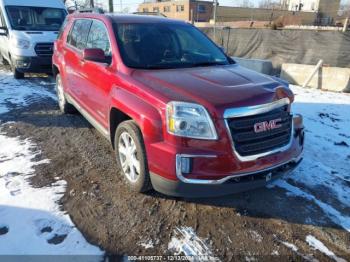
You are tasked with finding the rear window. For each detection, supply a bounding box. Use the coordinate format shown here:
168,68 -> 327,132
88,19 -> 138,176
67,19 -> 92,50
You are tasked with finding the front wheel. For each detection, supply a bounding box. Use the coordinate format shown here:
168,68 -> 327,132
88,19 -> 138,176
115,120 -> 152,193
12,66 -> 24,79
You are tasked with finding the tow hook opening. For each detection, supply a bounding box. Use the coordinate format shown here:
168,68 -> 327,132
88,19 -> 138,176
180,157 -> 192,174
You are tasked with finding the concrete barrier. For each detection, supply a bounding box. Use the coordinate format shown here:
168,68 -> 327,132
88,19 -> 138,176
233,57 -> 273,75
280,63 -> 350,92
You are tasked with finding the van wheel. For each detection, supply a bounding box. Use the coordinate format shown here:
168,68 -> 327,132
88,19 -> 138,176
12,67 -> 24,79
55,74 -> 75,114
115,120 -> 152,193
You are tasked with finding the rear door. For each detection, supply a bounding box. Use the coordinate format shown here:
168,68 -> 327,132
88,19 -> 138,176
80,19 -> 114,129
63,19 -> 92,105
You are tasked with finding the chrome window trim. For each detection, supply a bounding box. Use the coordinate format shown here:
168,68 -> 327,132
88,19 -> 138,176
223,98 -> 290,118
224,98 -> 294,162
175,154 -> 302,185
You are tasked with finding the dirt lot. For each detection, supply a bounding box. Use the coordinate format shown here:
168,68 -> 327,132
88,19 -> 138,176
0,64 -> 349,261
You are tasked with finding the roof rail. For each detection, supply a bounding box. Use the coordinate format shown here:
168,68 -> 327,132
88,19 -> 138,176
77,8 -> 105,14
132,12 -> 167,17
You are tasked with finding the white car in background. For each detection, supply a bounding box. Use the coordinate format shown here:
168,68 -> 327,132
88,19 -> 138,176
0,0 -> 67,79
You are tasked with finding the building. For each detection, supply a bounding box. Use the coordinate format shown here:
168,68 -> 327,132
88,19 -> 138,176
285,0 -> 340,24
137,0 -> 213,22
286,0 -> 340,17
138,0 -> 340,25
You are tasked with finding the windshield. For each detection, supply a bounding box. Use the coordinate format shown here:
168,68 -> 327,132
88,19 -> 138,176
6,6 -> 66,31
114,23 -> 232,69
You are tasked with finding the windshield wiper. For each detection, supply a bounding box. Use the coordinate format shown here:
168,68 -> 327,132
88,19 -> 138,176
191,61 -> 227,67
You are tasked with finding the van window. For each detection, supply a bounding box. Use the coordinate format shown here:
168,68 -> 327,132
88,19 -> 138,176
0,9 -> 6,27
86,20 -> 111,57
67,19 -> 92,50
5,6 -> 66,31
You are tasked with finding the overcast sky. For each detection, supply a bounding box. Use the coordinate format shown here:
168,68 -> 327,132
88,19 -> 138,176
81,0 -> 350,13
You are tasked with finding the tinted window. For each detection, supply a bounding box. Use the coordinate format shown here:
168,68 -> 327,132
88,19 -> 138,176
68,19 -> 92,50
86,20 -> 111,56
114,23 -> 230,69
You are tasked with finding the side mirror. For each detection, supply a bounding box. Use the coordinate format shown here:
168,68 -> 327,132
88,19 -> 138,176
0,27 -> 8,36
83,48 -> 107,64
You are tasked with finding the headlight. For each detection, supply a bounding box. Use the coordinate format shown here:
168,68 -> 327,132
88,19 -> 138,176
166,101 -> 218,140
11,38 -> 30,49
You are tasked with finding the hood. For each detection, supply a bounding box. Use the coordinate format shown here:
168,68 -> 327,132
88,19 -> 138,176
10,30 -> 59,43
132,64 -> 291,118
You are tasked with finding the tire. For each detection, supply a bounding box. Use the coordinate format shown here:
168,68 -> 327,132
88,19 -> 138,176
55,74 -> 76,114
115,120 -> 152,193
12,66 -> 24,79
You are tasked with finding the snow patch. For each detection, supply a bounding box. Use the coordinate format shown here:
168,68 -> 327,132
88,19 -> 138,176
168,227 -> 219,261
306,235 -> 346,262
273,180 -> 350,232
269,86 -> 350,232
138,239 -> 155,249
248,230 -> 263,243
0,132 -> 103,257
0,69 -> 56,114
281,241 -> 298,252
280,240 -> 319,262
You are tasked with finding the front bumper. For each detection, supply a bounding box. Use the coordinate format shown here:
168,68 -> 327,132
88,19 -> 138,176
150,155 -> 302,197
148,113 -> 305,197
11,55 -> 52,73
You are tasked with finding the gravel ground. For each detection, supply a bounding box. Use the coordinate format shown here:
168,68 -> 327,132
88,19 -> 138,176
0,64 -> 349,261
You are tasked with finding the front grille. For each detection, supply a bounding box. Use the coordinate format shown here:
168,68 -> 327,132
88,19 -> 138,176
34,43 -> 54,57
227,105 -> 292,157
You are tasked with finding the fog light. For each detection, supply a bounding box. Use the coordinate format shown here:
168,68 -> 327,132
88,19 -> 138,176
16,60 -> 30,68
180,157 -> 192,174
293,114 -> 303,129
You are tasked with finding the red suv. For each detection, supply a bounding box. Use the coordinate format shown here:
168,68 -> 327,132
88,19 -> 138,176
52,13 -> 304,197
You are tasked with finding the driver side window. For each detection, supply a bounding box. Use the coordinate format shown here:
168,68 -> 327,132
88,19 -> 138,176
86,20 -> 111,58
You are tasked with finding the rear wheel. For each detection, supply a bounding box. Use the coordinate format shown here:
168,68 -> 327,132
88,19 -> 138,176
115,120 -> 152,193
55,74 -> 75,114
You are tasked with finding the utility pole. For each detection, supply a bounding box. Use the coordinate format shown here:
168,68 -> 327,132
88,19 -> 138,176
109,0 -> 114,12
213,0 -> 218,43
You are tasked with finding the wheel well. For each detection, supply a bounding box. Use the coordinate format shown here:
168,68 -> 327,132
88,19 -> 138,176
52,65 -> 59,78
110,107 -> 132,148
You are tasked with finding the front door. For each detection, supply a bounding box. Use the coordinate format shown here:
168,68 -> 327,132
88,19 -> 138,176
80,19 -> 114,130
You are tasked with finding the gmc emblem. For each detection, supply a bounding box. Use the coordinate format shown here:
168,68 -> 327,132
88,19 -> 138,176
254,118 -> 282,133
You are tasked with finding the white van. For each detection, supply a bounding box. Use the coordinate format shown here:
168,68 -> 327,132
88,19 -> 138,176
0,0 -> 67,78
